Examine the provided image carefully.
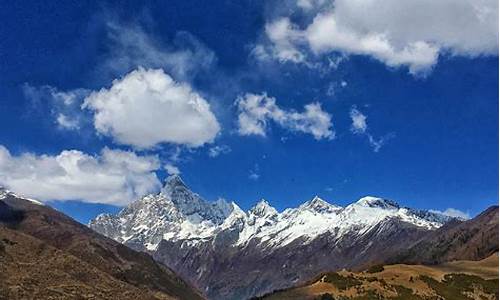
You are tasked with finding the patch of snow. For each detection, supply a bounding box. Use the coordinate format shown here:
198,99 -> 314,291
0,188 -> 44,205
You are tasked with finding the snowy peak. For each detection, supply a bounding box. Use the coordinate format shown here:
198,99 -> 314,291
164,174 -> 185,186
300,196 -> 342,214
0,187 -> 44,206
160,175 -> 208,217
162,174 -> 189,196
354,196 -> 399,210
250,199 -> 278,218
0,187 -> 8,199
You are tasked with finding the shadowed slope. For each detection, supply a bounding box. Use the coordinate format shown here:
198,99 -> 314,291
396,206 -> 499,264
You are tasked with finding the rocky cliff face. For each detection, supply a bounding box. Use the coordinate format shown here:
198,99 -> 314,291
90,175 -> 458,300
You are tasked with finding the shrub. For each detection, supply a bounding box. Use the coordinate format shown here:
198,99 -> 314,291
366,264 -> 385,273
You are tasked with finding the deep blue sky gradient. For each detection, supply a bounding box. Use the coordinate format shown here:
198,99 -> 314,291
0,1 -> 497,224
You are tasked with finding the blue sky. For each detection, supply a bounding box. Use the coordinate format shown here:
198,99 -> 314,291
0,1 -> 498,224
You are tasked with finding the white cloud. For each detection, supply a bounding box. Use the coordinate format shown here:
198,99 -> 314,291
326,80 -> 347,97
249,164 -> 260,181
22,84 -> 89,131
264,18 -> 306,63
208,145 -> 232,158
236,93 -> 334,140
350,106 -> 393,152
261,0 -> 498,74
366,134 -> 393,153
0,146 -> 161,205
83,68 -> 220,149
165,163 -> 180,175
349,107 -> 367,134
102,23 -> 216,82
47,89 -> 82,106
430,208 -> 471,220
249,173 -> 260,180
56,113 -> 80,130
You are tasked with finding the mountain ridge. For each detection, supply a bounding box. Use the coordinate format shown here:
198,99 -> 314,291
89,175 -> 468,299
90,175 -> 459,251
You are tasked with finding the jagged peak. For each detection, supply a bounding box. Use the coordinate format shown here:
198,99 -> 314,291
164,174 -> 187,189
310,195 -> 325,203
230,201 -> 245,213
300,195 -> 342,213
161,175 -> 197,202
303,195 -> 337,208
227,202 -> 247,219
354,196 -> 399,209
250,199 -> 278,217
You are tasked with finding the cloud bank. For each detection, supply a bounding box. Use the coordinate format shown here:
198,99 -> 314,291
260,0 -> 498,74
0,146 -> 161,205
102,22 -> 216,82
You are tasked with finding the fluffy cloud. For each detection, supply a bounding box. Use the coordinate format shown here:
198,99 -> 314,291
83,68 -> 220,149
0,146 -> 161,205
350,107 -> 392,152
430,208 -> 471,220
236,93 -> 334,140
261,0 -> 498,74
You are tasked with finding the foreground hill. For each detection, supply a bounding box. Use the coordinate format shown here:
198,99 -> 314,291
257,253 -> 499,300
91,175 -> 467,300
0,189 -> 204,300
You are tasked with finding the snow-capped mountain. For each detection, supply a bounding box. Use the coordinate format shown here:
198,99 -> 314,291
89,175 -> 458,300
91,175 -> 234,250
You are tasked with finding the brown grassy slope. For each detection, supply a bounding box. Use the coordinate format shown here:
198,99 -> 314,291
0,225 -> 173,300
435,252 -> 499,279
0,195 -> 204,300
258,254 -> 499,300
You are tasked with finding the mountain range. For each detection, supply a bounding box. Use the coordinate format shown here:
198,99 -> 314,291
89,175 -> 498,299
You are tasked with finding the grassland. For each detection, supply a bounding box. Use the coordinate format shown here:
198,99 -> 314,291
259,253 -> 498,300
